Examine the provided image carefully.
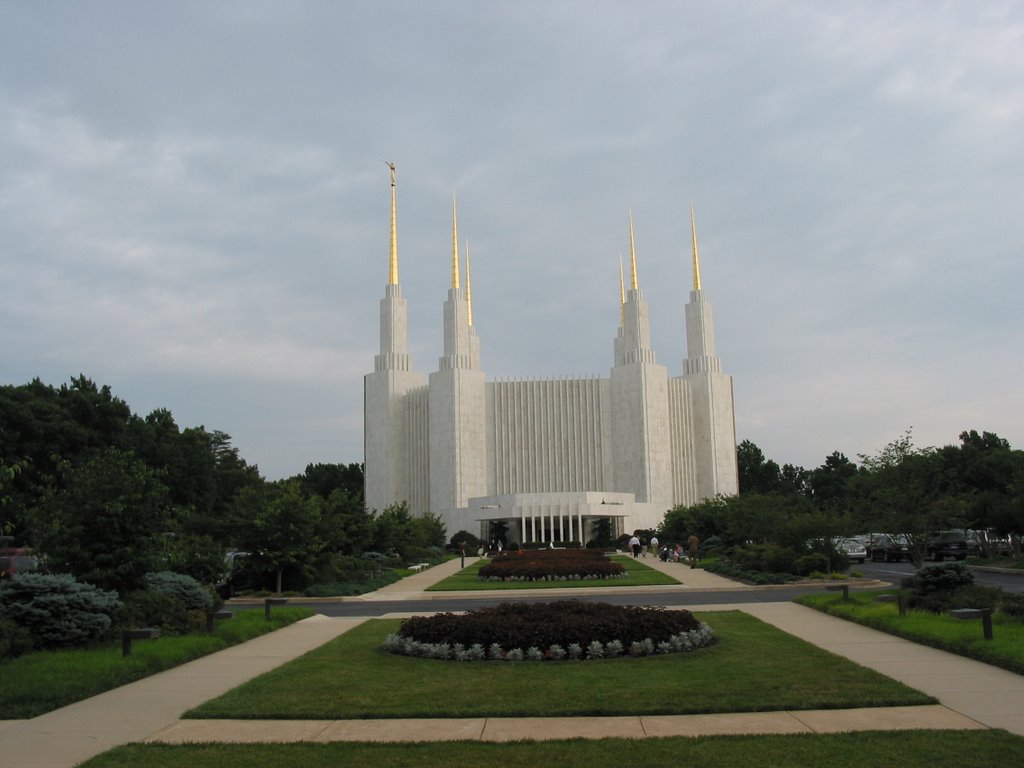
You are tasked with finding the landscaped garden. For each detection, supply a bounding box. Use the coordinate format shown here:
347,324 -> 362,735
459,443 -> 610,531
426,551 -> 680,591
386,601 -> 715,661
185,610 -> 932,720
797,562 -> 1024,675
0,605 -> 313,719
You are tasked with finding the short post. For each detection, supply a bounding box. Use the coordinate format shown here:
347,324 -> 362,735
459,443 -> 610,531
122,627 -> 161,657
825,584 -> 850,601
875,593 -> 907,618
951,608 -> 994,640
206,609 -> 233,633
264,597 -> 288,620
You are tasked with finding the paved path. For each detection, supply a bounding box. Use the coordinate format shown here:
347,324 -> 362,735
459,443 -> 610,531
2,556 -> 1022,767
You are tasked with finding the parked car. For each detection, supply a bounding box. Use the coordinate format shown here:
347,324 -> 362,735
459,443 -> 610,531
870,535 -> 911,563
0,547 -> 39,579
214,551 -> 251,598
836,538 -> 867,564
926,532 -> 968,561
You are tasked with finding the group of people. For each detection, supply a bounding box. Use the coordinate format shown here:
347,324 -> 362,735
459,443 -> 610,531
627,534 -> 700,568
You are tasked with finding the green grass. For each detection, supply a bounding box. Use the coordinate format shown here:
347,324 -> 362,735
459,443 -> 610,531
0,607 -> 313,719
426,554 -> 681,591
796,591 -> 1024,675
186,611 -> 931,719
78,731 -> 1024,768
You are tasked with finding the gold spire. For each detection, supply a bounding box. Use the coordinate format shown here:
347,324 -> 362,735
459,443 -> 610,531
465,241 -> 473,327
451,195 -> 460,290
387,162 -> 398,285
690,204 -> 702,291
628,210 -> 638,290
618,253 -> 625,325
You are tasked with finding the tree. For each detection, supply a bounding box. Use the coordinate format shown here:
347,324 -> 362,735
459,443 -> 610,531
29,448 -> 170,593
237,481 -> 322,594
808,451 -> 859,512
318,489 -> 372,556
298,463 -> 364,500
857,431 -> 966,566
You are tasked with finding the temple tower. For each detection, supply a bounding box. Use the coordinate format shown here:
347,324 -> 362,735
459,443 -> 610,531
364,164 -> 426,513
682,207 -> 739,498
610,212 -> 673,518
428,198 -> 487,531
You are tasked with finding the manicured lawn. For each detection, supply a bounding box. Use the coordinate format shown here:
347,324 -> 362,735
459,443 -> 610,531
426,554 -> 681,591
0,607 -> 314,719
797,591 -> 1024,676
186,611 -> 931,719
78,731 -> 1024,768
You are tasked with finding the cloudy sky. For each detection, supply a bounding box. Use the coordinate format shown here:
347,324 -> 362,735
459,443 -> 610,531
2,1 -> 1022,480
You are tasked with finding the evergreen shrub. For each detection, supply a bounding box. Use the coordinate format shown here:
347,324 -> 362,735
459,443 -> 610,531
0,617 -> 33,659
144,571 -> 212,611
121,590 -> 192,634
0,573 -> 121,648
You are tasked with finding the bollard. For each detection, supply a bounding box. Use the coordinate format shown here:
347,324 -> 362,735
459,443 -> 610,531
122,627 -> 160,657
264,597 -> 289,620
874,593 -> 907,618
825,584 -> 850,601
206,609 -> 233,633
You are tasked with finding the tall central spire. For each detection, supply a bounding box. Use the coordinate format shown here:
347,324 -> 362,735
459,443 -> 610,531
388,162 -> 398,285
619,254 -> 625,325
690,205 -> 702,291
451,195 -> 461,290
465,241 -> 473,327
628,210 -> 639,290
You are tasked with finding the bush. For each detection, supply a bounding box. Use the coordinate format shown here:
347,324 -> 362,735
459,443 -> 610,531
478,549 -> 624,581
362,551 -> 402,568
120,590 -> 193,634
397,600 -> 703,650
144,571 -> 213,611
1000,593 -> 1024,619
448,530 -> 482,553
0,617 -> 33,659
948,584 -> 1004,611
0,573 -> 121,649
903,561 -> 974,597
729,543 -> 797,574
794,553 -> 829,577
313,553 -> 382,584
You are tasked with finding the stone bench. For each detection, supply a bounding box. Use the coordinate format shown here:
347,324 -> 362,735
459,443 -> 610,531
264,597 -> 288,620
951,607 -> 994,640
408,563 -> 430,572
122,627 -> 160,657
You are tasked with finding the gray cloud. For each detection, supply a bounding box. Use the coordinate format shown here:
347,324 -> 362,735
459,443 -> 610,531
2,1 -> 1021,479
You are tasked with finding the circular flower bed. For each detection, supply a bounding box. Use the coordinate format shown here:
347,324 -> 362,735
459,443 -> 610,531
383,600 -> 715,661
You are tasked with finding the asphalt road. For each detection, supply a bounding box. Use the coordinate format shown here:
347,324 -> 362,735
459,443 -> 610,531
856,559 -> 1024,594
293,562 -> 1023,617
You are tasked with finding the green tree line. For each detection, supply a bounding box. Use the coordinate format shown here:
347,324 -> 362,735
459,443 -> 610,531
662,429 -> 1024,566
0,376 -> 445,594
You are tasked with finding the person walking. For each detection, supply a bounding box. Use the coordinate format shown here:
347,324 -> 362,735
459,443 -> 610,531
628,534 -> 641,558
650,534 -> 659,559
687,534 -> 700,569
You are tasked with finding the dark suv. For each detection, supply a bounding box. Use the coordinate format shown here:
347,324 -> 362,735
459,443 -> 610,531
927,532 -> 968,561
870,535 -> 911,562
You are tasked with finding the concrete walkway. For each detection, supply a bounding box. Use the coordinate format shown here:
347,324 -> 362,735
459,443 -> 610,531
2,557 -> 1022,767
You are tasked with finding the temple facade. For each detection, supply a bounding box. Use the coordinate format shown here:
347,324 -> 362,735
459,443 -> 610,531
364,166 -> 738,545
